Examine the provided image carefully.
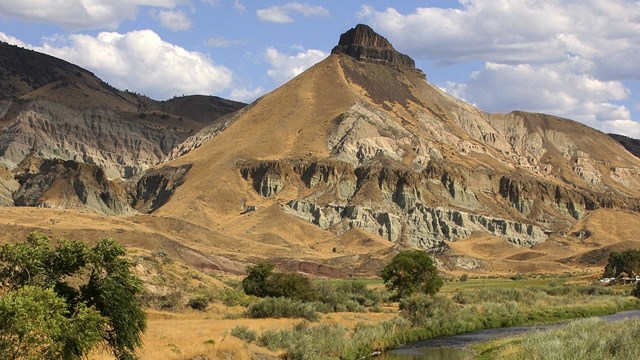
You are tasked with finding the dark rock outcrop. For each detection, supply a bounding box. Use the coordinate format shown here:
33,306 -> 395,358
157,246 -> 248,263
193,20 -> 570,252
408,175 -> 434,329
130,164 -> 192,213
12,157 -> 132,214
331,24 -> 416,68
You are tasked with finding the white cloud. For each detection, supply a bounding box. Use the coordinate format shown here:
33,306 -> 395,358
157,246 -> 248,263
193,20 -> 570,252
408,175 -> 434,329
205,36 -> 245,48
257,2 -> 329,24
0,0 -> 181,30
154,9 -> 192,32
359,1 -> 640,75
15,30 -> 232,99
264,47 -> 326,84
360,1 -> 640,137
601,119 -> 640,138
233,0 -> 246,13
0,32 -> 28,47
229,86 -> 265,103
444,60 -> 635,134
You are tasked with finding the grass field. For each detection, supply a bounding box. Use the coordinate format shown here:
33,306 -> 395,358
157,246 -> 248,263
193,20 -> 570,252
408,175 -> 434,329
88,273 -> 640,359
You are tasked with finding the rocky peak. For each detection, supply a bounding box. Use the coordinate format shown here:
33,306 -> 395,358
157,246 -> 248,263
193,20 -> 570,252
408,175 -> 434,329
331,24 -> 416,68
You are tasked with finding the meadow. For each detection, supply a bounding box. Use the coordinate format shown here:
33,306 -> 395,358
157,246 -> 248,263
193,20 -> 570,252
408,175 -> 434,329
90,271 -> 640,360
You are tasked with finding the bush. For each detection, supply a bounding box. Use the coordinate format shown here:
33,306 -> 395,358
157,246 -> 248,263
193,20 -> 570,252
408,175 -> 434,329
242,262 -> 317,301
381,250 -> 443,299
231,325 -> 257,343
188,295 -> 210,311
400,294 -> 456,326
315,280 -> 387,312
246,297 -> 319,321
140,291 -> 183,311
460,273 -> 469,282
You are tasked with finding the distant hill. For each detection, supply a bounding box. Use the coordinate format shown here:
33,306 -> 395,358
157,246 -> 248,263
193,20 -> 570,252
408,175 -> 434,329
0,41 -> 245,178
609,133 -> 640,158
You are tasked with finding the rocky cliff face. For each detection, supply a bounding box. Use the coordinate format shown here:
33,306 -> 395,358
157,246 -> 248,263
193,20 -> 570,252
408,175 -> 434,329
130,164 -> 192,213
225,26 -> 640,253
13,157 -> 132,214
331,24 -> 416,68
0,99 -> 183,178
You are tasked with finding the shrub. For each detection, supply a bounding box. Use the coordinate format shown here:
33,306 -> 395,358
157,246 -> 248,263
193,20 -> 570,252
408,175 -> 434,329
400,294 -> 456,326
188,295 -> 210,311
140,290 -> 183,311
460,273 -> 469,282
242,262 -> 317,301
231,325 -> 257,343
246,297 -> 319,321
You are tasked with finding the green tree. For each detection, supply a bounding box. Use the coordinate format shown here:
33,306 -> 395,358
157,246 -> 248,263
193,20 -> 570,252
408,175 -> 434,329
0,286 -> 105,360
380,250 -> 443,299
242,262 -> 317,301
242,262 -> 275,297
603,250 -> 640,277
0,232 -> 146,360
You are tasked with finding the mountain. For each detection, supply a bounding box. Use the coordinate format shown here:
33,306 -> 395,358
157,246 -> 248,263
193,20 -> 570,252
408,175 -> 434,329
0,25 -> 639,276
0,41 -> 245,179
609,133 -> 640,158
147,24 -> 640,274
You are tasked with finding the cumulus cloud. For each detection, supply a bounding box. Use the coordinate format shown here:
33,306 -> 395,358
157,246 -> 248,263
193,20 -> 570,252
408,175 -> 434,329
444,60 -> 631,133
264,47 -> 326,84
360,1 -> 640,137
359,1 -> 640,74
229,86 -> 265,103
4,30 -> 233,99
0,0 -> 181,30
153,9 -> 192,32
257,2 -> 329,24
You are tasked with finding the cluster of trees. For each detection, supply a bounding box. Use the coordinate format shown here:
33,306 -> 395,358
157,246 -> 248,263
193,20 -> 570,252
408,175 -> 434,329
604,249 -> 640,278
243,249 -> 442,302
242,262 -> 316,301
0,232 -> 146,360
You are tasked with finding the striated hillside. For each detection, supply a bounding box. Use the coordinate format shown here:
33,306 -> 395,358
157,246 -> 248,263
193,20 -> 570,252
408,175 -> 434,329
0,41 -> 245,179
0,26 -> 639,276
141,24 -> 640,274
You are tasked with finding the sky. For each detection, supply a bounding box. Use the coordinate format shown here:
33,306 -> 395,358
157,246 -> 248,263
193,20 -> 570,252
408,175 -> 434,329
1,1 -> 639,137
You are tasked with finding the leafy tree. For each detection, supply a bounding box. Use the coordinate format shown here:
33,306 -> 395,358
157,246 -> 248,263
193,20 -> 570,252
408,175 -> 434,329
242,262 -> 316,301
0,285 -> 105,360
242,262 -> 275,297
0,232 -> 146,360
268,272 -> 317,302
603,250 -> 640,277
380,250 -> 443,299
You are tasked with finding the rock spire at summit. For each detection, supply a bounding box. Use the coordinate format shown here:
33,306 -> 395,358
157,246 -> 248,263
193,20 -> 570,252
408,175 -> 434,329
331,24 -> 415,68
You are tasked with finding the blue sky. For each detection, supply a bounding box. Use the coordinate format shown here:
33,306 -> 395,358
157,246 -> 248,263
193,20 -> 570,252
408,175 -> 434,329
1,1 -> 639,137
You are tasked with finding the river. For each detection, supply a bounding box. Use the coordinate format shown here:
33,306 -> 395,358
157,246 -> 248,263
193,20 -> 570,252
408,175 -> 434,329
378,310 -> 640,359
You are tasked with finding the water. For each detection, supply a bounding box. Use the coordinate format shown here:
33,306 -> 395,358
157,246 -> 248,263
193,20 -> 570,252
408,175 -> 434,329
379,310 -> 640,359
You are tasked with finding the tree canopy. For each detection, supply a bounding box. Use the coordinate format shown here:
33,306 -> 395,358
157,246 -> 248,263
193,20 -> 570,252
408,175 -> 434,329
603,249 -> 640,277
242,262 -> 316,301
380,250 -> 443,299
0,232 -> 146,360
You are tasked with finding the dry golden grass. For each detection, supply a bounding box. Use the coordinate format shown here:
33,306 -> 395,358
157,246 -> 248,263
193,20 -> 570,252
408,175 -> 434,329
88,307 -> 396,360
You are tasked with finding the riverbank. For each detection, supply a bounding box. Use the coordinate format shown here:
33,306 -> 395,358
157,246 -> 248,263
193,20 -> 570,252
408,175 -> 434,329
474,312 -> 640,359
385,310 -> 640,359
